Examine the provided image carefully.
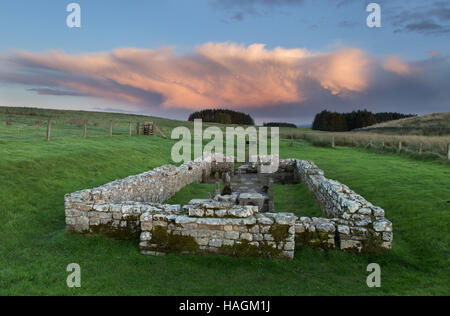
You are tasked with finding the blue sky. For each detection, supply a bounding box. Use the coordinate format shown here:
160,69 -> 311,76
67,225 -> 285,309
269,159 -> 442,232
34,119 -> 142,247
0,0 -> 449,124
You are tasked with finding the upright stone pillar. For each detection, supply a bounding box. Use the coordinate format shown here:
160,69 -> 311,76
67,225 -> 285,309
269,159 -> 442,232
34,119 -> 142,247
268,179 -> 275,212
215,181 -> 220,197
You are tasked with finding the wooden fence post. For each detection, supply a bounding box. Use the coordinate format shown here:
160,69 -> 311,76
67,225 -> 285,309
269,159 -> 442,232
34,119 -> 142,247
109,120 -> 113,137
46,118 -> 51,141
382,141 -> 385,149
83,120 -> 87,139
129,122 -> 132,136
331,136 -> 335,148
136,122 -> 140,136
398,141 -> 402,153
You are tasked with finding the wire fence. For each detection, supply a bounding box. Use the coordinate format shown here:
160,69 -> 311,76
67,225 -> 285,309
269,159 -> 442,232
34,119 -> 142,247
285,131 -> 450,161
0,118 -> 169,141
2,112 -> 450,161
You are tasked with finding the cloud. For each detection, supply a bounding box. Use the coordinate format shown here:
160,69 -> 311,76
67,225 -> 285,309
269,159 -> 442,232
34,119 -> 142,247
390,1 -> 450,35
383,56 -> 413,75
213,0 -> 305,10
427,50 -> 440,56
1,42 -> 449,123
338,20 -> 359,28
211,0 -> 305,21
212,0 -> 450,35
0,43 -> 372,111
243,54 -> 450,123
27,88 -> 88,97
211,0 -> 363,21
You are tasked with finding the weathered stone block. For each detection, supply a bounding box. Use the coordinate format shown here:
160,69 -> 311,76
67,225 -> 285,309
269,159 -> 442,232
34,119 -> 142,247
373,218 -> 393,232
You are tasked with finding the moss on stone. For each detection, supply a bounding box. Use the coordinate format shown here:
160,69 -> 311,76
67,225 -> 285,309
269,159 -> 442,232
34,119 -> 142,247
88,223 -> 140,240
151,226 -> 170,245
218,240 -> 282,258
146,226 -> 199,254
360,232 -> 385,253
269,224 -> 290,243
295,231 -> 334,250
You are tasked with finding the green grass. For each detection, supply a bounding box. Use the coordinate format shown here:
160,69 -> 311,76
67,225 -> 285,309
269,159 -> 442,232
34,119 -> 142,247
165,183 -> 216,206
273,184 -> 323,218
0,129 -> 449,295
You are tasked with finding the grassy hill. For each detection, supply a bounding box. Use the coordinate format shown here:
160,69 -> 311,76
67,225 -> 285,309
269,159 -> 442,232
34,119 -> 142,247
358,112 -> 450,136
0,106 -> 449,295
0,106 -> 262,141
2,106 -> 448,160
0,106 -> 196,140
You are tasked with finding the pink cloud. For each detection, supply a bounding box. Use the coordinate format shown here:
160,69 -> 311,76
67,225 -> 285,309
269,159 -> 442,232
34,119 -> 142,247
2,43 -> 373,110
383,56 -> 413,76
427,50 -> 440,56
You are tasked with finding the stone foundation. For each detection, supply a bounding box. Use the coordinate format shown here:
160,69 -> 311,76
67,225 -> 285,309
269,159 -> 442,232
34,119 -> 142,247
64,155 -> 393,259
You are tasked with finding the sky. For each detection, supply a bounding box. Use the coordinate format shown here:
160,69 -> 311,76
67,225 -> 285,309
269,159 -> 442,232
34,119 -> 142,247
0,0 -> 449,125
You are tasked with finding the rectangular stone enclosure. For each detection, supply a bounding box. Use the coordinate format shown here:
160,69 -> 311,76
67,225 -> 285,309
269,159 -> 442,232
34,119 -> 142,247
65,155 -> 393,259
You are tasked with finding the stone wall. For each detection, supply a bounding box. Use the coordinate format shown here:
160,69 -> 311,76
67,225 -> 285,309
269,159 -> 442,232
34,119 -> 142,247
64,155 -> 393,258
294,217 -> 336,250
140,199 -> 296,259
294,160 -> 393,253
64,155 -> 233,236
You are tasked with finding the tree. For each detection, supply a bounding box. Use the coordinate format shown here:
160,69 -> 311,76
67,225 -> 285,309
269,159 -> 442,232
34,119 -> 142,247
188,109 -> 255,125
312,109 -> 415,132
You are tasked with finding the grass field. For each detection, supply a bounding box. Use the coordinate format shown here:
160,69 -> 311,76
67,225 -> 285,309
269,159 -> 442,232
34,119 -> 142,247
359,112 -> 450,136
2,106 -> 449,161
1,118 -> 449,295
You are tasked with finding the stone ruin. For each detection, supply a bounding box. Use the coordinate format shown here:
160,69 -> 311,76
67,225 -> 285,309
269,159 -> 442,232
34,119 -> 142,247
64,155 -> 393,259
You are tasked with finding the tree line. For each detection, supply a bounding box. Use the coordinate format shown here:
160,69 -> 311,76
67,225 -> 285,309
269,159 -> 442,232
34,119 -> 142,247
312,110 -> 416,132
188,109 -> 255,125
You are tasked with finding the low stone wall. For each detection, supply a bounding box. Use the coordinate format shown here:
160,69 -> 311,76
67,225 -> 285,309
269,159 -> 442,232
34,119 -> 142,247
295,160 -> 393,253
295,217 -> 336,250
64,155 -> 233,236
140,199 -> 296,259
65,202 -> 184,239
64,155 -> 393,258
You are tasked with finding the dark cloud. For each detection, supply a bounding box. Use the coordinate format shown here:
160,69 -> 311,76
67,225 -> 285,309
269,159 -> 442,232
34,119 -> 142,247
215,0 -> 305,9
405,21 -> 446,32
211,0 -> 370,22
211,0 -> 305,21
390,1 -> 450,35
335,0 -> 361,8
27,88 -> 88,97
338,20 -> 359,28
211,0 -> 450,35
